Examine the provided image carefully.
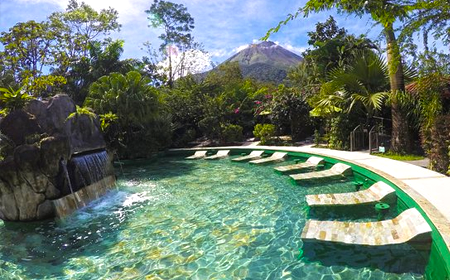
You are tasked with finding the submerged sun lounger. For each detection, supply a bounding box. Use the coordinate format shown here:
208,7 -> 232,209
274,156 -> 325,174
249,152 -> 287,165
204,150 -> 230,160
306,181 -> 396,207
301,208 -> 432,246
232,150 -> 265,162
290,163 -> 352,183
185,150 -> 207,160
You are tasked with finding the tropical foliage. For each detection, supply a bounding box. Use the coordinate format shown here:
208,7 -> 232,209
0,86 -> 35,113
85,70 -> 170,158
1,0 -> 450,173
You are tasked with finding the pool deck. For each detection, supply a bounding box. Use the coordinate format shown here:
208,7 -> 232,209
175,145 -> 450,252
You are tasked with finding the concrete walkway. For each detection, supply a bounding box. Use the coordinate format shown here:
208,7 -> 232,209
173,145 -> 450,252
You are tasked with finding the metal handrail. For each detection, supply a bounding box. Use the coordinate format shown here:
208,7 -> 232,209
369,125 -> 378,154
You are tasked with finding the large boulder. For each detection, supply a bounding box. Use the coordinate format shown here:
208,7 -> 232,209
39,136 -> 70,177
26,94 -> 106,154
0,110 -> 42,146
0,179 -> 19,221
32,94 -> 76,135
0,157 -> 51,221
0,94 -> 113,221
67,114 -> 106,154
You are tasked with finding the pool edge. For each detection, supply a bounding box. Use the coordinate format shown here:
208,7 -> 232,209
169,145 -> 450,279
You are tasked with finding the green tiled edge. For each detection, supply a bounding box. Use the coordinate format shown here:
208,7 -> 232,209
164,148 -> 450,279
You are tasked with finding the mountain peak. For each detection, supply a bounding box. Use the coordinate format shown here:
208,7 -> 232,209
253,41 -> 277,48
223,41 -> 303,84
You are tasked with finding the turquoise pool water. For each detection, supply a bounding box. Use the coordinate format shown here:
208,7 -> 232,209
0,157 -> 429,279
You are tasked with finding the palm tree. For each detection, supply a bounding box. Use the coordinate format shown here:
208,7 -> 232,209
85,70 -> 171,157
311,50 -> 389,121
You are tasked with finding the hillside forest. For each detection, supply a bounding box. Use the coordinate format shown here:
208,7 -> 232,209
1,0 -> 450,174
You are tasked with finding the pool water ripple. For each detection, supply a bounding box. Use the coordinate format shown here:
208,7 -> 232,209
0,157 -> 428,279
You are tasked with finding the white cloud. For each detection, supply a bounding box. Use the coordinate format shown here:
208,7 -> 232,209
15,0 -> 65,7
157,49 -> 213,79
14,0 -> 150,24
233,44 -> 249,53
210,49 -> 230,58
282,44 -> 306,55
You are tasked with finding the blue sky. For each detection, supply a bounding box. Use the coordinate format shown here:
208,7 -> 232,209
0,0 -> 381,64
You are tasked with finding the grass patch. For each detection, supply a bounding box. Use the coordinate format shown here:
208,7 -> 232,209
375,152 -> 425,161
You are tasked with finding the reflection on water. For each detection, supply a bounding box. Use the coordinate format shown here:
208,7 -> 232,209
0,157 -> 427,279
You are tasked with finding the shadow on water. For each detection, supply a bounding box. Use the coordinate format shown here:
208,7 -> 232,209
308,201 -> 399,222
117,156 -> 198,181
300,240 -> 431,275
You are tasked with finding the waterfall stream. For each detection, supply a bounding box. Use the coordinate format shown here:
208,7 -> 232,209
53,150 -> 115,218
61,159 -> 78,209
71,150 -> 109,186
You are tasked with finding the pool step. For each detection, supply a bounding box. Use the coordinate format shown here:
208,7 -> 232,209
232,150 -> 265,162
204,150 -> 230,160
185,150 -> 207,160
306,181 -> 396,207
301,208 -> 432,246
290,163 -> 352,182
274,156 -> 324,174
249,152 -> 287,165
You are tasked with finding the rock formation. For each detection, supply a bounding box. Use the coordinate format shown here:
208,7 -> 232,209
0,94 -> 114,221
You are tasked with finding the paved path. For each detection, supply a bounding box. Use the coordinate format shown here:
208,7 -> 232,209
404,158 -> 430,168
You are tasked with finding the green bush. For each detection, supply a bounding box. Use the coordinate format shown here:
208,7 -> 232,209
253,124 -> 276,145
198,116 -> 221,140
429,115 -> 450,174
220,123 -> 243,143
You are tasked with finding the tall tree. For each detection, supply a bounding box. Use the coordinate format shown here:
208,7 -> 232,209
145,0 -> 195,87
265,0 -> 419,153
0,20 -> 54,82
0,20 -> 67,96
48,0 -> 121,74
401,0 -> 450,75
65,39 -> 135,104
287,17 -> 377,99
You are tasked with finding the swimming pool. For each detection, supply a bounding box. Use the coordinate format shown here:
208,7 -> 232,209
0,155 -> 433,279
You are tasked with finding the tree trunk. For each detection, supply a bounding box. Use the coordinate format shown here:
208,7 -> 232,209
385,25 -> 412,153
168,52 -> 173,88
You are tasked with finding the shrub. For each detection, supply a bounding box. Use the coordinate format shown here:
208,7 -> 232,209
327,114 -> 357,150
253,124 -> 276,145
0,86 -> 35,112
428,115 -> 450,174
198,116 -> 220,140
220,123 -> 243,143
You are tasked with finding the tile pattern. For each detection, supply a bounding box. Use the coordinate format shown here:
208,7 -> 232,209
290,163 -> 352,182
232,150 -> 264,162
249,152 -> 287,165
185,150 -> 207,160
274,156 -> 324,173
204,150 -> 230,160
301,208 -> 432,246
306,181 -> 396,207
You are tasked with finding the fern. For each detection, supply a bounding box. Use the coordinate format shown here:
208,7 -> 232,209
66,105 -> 97,123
